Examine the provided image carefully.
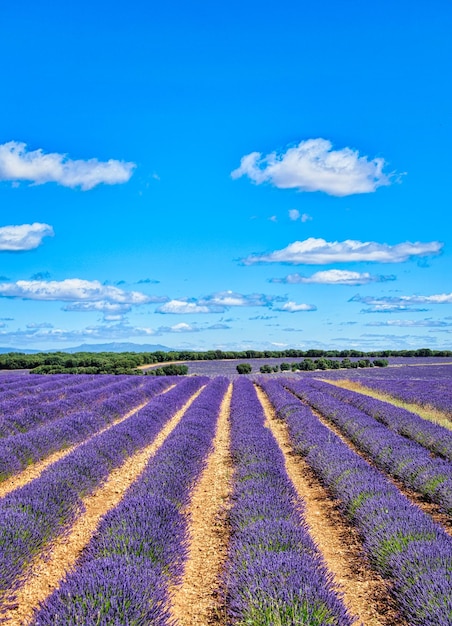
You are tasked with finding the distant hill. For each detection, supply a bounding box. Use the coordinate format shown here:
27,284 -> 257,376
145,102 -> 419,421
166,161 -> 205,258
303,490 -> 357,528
0,347 -> 42,354
0,342 -> 174,355
62,342 -> 174,353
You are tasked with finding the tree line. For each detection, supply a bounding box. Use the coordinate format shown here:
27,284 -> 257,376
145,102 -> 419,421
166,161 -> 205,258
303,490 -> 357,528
0,347 -> 449,375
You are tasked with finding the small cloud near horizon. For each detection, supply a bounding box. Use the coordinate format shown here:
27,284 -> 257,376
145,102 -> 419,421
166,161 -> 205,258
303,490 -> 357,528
270,269 -> 396,285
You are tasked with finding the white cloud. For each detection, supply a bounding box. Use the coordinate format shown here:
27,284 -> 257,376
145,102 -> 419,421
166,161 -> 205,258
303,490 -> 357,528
231,138 -> 392,196
289,209 -> 312,222
270,269 -> 396,285
201,291 -> 281,308
243,237 -> 443,265
0,279 -> 156,304
156,291 -> 285,314
0,141 -> 135,190
166,323 -> 197,333
366,319 -> 452,328
272,301 -> 317,312
0,223 -> 54,251
63,302 -> 133,313
351,293 -> 452,306
156,300 -> 217,314
360,305 -> 430,313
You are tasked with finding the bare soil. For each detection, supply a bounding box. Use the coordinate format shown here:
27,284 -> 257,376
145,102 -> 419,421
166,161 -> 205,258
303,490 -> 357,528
300,393 -> 452,536
255,385 -> 405,626
169,384 -> 233,626
3,385 -> 204,626
0,384 -> 176,501
0,400 -> 150,500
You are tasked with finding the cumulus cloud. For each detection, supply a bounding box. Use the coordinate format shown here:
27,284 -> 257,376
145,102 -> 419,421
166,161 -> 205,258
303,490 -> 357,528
0,223 -> 54,251
350,292 -> 452,307
366,319 -> 452,328
201,291 -> 282,308
289,209 -> 312,222
156,291 -> 286,314
242,238 -> 442,265
270,269 -> 396,285
158,322 -> 198,333
0,141 -> 135,190
360,305 -> 430,314
62,302 -> 133,314
0,278 -> 162,304
272,301 -> 317,313
156,300 -> 220,314
231,138 -> 392,196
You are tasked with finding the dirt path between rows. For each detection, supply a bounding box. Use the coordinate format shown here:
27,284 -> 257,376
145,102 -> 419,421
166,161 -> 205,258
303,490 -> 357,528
324,379 -> 452,430
0,385 -> 175,500
292,388 -> 452,536
169,383 -> 233,626
255,385 -> 403,626
3,385 -> 204,626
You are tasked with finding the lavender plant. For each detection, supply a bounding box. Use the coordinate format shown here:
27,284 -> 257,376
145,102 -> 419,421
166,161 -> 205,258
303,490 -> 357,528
348,375 -> 452,417
260,378 -> 452,626
307,378 -> 452,462
0,376 -> 206,608
0,377 -> 171,482
285,378 -> 452,515
32,377 -> 229,624
224,377 -> 354,625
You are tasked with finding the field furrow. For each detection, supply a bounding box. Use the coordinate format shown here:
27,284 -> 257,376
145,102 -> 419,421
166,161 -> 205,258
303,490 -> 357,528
285,379 -> 452,516
0,377 -> 206,616
260,378 -> 452,625
0,398 -> 151,500
256,385 -> 402,626
0,377 -> 171,484
169,382 -> 233,626
318,378 -> 452,458
30,377 -> 229,625
223,378 -> 355,625
2,382 -> 206,625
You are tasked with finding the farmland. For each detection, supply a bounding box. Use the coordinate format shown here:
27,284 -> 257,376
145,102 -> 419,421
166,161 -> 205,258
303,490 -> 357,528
0,368 -> 451,624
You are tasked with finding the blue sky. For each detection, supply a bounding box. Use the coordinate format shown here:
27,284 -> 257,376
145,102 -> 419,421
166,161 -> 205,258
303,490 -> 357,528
1,0 -> 451,351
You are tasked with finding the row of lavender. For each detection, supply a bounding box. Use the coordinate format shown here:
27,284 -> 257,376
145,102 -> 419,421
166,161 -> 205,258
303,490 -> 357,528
2,374 -> 452,623
0,376 -> 206,611
348,374 -> 452,416
224,378 -> 353,625
0,373 -> 104,405
310,379 -> 452,461
32,376 -> 229,624
260,378 -> 452,625
0,375 -> 146,438
286,378 -> 452,515
0,376 -> 172,482
0,373 -> 92,396
33,377 -> 356,624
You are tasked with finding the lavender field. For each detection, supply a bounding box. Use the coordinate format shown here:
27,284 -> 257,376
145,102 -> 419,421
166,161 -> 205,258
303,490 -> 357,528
1,369 -> 452,625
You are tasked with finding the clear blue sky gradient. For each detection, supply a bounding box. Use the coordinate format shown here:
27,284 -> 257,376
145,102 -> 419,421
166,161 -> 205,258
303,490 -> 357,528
1,0 -> 451,351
